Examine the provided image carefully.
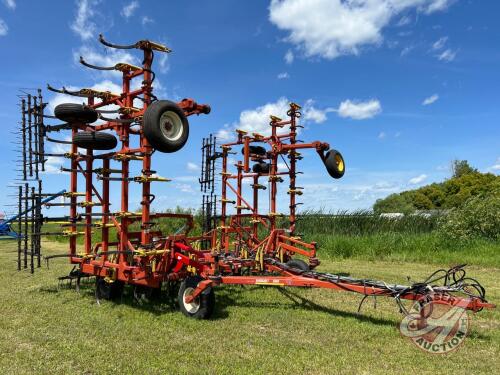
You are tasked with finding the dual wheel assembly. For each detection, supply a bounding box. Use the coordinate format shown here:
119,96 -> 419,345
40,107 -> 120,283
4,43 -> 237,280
55,100 -> 192,153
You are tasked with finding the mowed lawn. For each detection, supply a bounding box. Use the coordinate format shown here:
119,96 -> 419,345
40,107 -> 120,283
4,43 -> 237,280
0,240 -> 499,375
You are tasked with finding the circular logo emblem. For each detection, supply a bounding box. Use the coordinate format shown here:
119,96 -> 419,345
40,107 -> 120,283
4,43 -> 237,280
399,294 -> 470,354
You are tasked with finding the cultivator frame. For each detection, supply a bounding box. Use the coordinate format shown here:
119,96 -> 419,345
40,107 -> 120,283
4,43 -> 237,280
8,34 -> 494,320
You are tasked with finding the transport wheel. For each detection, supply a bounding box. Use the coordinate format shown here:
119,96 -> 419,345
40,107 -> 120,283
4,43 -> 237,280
143,100 -> 189,153
178,275 -> 215,319
73,131 -> 117,150
95,277 -> 123,304
252,162 -> 270,174
241,145 -> 267,156
286,259 -> 309,272
324,149 -> 345,179
54,103 -> 98,123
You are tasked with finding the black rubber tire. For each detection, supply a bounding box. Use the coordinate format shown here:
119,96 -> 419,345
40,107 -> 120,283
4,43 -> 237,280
95,277 -> 123,302
178,275 -> 215,319
286,259 -> 310,272
73,131 -> 117,150
143,100 -> 189,153
241,145 -> 267,156
324,149 -> 345,179
252,162 -> 270,174
54,103 -> 98,123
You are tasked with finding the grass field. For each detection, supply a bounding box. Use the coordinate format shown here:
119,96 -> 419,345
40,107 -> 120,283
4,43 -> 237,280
0,239 -> 499,374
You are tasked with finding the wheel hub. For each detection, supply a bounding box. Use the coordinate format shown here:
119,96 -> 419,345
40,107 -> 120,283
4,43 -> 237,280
183,287 -> 200,313
160,111 -> 183,141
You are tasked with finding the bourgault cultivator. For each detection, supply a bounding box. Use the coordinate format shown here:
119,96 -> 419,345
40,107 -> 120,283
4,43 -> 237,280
16,35 -> 494,319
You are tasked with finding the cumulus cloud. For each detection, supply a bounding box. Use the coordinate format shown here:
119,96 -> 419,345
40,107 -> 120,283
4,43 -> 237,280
337,99 -> 382,120
121,1 -> 139,18
302,99 -> 334,123
489,158 -> 500,172
47,80 -> 122,113
284,49 -> 294,64
71,0 -> 99,41
216,97 -> 331,141
437,48 -> 457,62
0,19 -> 7,36
216,97 -> 382,140
408,174 -> 427,184
422,94 -> 439,106
75,45 -> 139,78
269,0 -> 455,60
3,0 -> 15,10
277,72 -> 289,79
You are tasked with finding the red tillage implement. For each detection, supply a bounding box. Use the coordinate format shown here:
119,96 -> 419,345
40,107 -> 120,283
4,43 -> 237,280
34,35 -> 493,319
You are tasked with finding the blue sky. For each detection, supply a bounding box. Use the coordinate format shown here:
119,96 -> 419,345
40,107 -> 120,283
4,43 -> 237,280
0,0 -> 498,216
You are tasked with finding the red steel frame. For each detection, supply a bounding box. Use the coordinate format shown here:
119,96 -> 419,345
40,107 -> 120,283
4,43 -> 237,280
61,39 -> 208,287
50,36 -> 493,315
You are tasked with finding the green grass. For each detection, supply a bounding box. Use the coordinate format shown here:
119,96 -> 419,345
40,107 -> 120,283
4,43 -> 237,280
0,240 -> 499,374
307,232 -> 500,267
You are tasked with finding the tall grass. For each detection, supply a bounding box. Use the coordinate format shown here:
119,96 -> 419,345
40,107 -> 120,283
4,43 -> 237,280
291,210 -> 439,236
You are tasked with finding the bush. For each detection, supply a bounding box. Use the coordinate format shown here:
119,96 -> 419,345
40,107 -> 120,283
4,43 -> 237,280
438,191 -> 500,241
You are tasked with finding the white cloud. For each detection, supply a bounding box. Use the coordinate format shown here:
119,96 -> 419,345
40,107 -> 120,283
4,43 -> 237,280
0,19 -> 7,36
47,80 -> 122,113
216,97 -> 330,141
174,183 -> 195,194
121,1 -> 139,18
397,15 -> 411,26
158,52 -> 170,74
378,132 -> 386,139
277,72 -> 289,79
338,99 -> 381,120
142,16 -> 154,25
489,158 -> 500,172
217,97 -> 292,140
425,0 -> 454,13
75,45 -> 139,78
3,0 -> 15,10
71,0 -> 99,41
432,36 -> 448,50
187,162 -> 199,172
437,48 -> 457,62
284,49 -> 294,64
302,99 -> 333,123
400,46 -> 413,56
422,94 -> 439,106
269,0 -> 455,60
277,162 -> 288,170
41,136 -> 72,175
408,174 -> 427,184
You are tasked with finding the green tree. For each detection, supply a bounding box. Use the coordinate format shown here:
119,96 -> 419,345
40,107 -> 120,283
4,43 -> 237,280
372,161 -> 499,212
451,159 -> 478,178
373,193 -> 414,214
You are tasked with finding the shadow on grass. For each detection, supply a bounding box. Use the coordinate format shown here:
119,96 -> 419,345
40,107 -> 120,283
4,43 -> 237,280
214,284 -> 397,327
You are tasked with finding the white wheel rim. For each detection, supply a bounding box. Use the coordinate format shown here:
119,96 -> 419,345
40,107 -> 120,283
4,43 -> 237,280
160,111 -> 183,141
183,287 -> 200,314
